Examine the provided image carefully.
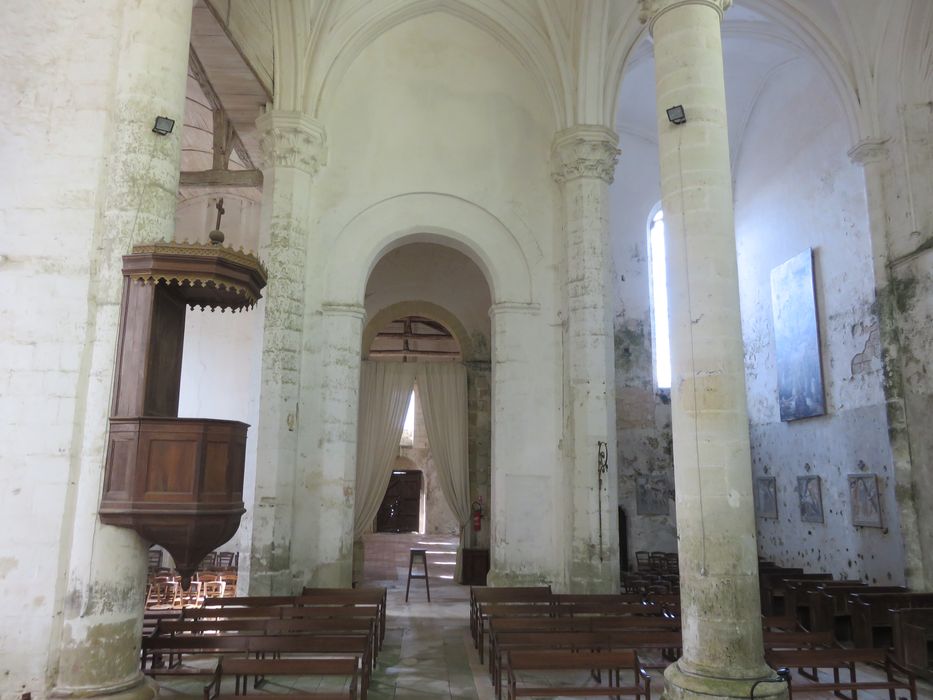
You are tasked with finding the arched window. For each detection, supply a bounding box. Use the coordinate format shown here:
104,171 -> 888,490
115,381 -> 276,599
648,208 -> 672,390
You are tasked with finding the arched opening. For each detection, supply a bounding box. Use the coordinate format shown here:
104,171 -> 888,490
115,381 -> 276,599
354,242 -> 493,588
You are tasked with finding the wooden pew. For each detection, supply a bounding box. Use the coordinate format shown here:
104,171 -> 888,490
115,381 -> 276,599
807,585 -> 905,640
849,592 -> 933,649
783,579 -> 861,630
762,573 -> 831,617
475,600 -> 556,663
141,634 -> 251,676
203,656 -> 359,700
492,630 -> 672,700
470,586 -> 552,650
505,649 -> 651,700
299,588 -> 387,649
245,635 -> 370,699
489,619 -> 682,694
893,607 -> 933,681
764,647 -> 916,700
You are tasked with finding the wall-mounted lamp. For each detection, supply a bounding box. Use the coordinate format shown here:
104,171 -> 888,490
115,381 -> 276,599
152,116 -> 175,135
666,105 -> 686,125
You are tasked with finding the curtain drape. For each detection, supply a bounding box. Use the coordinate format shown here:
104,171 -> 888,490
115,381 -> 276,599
353,361 -> 416,538
416,362 -> 471,582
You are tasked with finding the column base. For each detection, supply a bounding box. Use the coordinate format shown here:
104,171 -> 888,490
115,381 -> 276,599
52,674 -> 157,700
663,660 -> 788,700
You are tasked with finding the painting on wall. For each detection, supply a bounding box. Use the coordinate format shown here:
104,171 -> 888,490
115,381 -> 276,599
797,475 -> 824,523
849,474 -> 883,527
770,249 -> 826,421
636,474 -> 671,516
755,477 -> 778,519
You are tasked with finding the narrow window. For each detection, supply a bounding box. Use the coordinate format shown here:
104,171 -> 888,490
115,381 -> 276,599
399,390 -> 415,446
649,208 -> 672,390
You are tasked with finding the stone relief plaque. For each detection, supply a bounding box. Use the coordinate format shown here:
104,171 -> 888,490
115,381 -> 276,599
755,476 -> 778,519
770,249 -> 826,421
849,474 -> 883,527
797,475 -> 823,523
635,474 -> 671,516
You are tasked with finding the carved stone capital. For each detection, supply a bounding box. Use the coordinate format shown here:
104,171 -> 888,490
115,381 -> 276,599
639,0 -> 731,32
552,126 -> 620,184
848,138 -> 889,166
256,110 -> 327,176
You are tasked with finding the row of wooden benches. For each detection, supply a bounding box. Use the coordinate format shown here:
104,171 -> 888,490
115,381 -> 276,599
758,564 -> 933,679
142,587 -> 387,700
470,585 -> 920,700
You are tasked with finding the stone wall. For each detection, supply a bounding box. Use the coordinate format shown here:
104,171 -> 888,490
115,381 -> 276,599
733,58 -> 904,584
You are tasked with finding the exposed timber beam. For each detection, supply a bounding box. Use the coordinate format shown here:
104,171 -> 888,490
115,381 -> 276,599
179,169 -> 263,188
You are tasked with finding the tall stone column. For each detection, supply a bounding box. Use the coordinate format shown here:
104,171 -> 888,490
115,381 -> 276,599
249,110 -> 326,594
848,139 -> 926,588
291,303 -> 366,587
552,126 -> 621,592
52,2 -> 194,697
487,303 -> 564,588
638,2 -> 782,699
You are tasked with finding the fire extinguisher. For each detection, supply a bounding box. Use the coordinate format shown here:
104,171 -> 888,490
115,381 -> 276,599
471,497 -> 484,532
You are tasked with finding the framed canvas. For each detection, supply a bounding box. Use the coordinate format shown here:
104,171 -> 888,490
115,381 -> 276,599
770,249 -> 826,421
797,475 -> 823,523
849,474 -> 883,527
755,477 -> 778,519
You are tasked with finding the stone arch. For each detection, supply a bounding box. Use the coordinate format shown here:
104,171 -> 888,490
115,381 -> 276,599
606,0 -> 863,144
362,301 -> 482,363
303,1 -> 566,127
323,192 -> 535,307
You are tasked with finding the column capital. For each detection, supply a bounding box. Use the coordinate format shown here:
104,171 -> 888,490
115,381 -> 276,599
638,0 -> 731,32
488,302 -> 541,319
551,125 -> 620,184
256,109 -> 327,176
848,137 -> 889,166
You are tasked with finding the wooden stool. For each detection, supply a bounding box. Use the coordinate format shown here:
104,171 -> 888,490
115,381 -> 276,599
405,548 -> 430,602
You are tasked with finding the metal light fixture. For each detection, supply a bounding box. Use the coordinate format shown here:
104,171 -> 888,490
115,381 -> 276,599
152,116 -> 175,135
666,105 -> 686,125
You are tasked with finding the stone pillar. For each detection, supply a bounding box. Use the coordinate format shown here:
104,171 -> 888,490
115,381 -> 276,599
487,303 -> 564,587
638,1 -> 782,699
849,139 -> 926,589
291,303 -> 365,587
52,2 -> 193,698
248,110 -> 326,594
552,126 -> 621,592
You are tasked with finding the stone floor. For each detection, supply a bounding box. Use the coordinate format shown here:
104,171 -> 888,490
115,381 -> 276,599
155,533 -> 932,700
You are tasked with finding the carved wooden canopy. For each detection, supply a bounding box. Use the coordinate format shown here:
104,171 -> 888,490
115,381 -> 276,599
123,241 -> 267,311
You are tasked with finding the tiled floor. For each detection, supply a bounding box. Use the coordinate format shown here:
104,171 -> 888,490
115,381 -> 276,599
155,534 -> 932,700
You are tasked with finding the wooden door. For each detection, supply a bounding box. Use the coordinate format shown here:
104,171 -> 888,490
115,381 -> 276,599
376,470 -> 422,533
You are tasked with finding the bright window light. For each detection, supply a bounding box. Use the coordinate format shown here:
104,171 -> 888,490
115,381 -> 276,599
649,209 -> 672,390
400,390 -> 415,446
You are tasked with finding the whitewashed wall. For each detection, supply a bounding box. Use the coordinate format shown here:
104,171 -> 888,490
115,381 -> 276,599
734,59 -> 905,584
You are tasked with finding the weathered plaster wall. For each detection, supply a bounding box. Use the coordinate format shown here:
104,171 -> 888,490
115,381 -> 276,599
175,195 -> 265,557
308,12 -> 564,586
734,61 -> 905,583
611,52 -> 678,567
0,1 -> 124,692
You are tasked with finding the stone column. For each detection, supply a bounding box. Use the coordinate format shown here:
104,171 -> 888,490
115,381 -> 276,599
552,126 -> 621,592
487,302 -> 564,587
52,2 -> 193,698
291,303 -> 366,587
638,2 -> 782,699
848,139 -> 925,588
248,110 -> 326,594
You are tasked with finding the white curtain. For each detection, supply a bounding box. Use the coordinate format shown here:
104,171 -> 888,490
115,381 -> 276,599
416,363 -> 471,582
353,361 -> 416,538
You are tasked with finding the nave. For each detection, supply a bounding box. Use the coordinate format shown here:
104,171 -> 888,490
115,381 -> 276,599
152,534 -> 933,700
